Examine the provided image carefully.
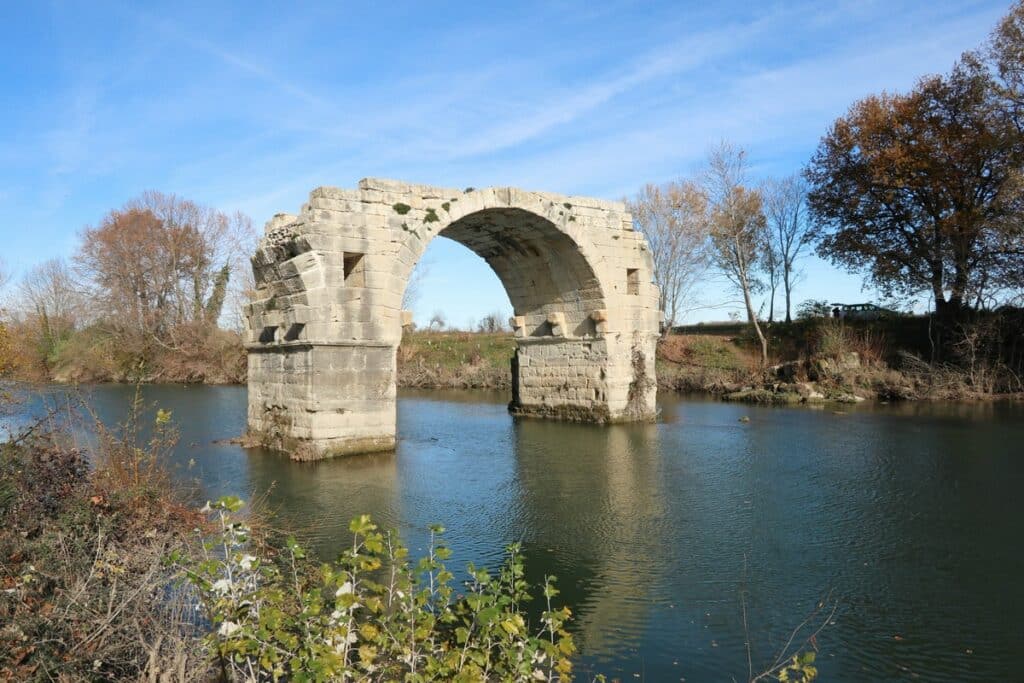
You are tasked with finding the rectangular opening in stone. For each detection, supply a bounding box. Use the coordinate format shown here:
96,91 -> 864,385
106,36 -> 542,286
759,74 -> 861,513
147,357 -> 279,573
626,268 -> 640,295
344,252 -> 366,287
284,323 -> 305,341
259,326 -> 277,343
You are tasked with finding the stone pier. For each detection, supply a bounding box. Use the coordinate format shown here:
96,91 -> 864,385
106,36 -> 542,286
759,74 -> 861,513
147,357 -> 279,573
244,178 -> 661,460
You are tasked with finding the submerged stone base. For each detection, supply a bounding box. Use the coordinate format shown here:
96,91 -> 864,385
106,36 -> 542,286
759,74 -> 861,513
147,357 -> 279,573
246,342 -> 397,461
509,335 -> 657,424
246,429 -> 396,461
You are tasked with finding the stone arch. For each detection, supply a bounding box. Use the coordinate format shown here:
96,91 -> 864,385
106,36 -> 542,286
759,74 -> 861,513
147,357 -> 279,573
401,207 -> 607,339
244,178 -> 661,460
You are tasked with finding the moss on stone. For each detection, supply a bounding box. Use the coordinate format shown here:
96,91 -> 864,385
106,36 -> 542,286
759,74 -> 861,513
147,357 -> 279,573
392,202 -> 412,215
423,208 -> 440,223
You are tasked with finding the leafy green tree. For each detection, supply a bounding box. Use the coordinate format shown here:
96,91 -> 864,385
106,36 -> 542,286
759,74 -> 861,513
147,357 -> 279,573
796,299 -> 832,320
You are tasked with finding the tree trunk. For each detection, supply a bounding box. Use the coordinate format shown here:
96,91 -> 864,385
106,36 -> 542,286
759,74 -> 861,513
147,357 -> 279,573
784,281 -> 793,324
740,273 -> 768,366
783,262 -> 793,324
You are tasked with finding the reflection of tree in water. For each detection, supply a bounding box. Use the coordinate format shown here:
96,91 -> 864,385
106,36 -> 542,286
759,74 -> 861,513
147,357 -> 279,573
510,419 -> 667,660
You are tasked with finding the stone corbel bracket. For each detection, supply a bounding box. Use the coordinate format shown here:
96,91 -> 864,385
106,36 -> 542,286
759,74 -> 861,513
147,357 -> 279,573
547,312 -> 567,337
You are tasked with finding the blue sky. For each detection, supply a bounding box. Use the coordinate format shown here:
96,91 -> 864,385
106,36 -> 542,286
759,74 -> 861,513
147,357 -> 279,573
0,0 -> 1012,327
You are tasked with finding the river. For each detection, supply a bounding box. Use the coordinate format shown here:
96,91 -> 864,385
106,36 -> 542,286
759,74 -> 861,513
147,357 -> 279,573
7,384 -> 1024,681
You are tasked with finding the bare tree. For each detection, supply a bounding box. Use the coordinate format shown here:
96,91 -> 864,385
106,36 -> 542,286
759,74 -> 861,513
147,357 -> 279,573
762,175 -> 813,323
75,192 -> 255,347
428,310 -> 446,331
402,259 -> 431,311
476,311 -> 507,333
762,224 -> 781,325
18,258 -> 81,322
220,210 -> 257,331
16,258 -> 83,359
704,142 -> 769,365
628,180 -> 711,332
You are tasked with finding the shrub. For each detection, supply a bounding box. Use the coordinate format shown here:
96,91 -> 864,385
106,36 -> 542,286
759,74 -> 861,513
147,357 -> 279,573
796,300 -> 832,320
809,319 -> 886,365
0,402 -> 210,681
175,499 -> 577,682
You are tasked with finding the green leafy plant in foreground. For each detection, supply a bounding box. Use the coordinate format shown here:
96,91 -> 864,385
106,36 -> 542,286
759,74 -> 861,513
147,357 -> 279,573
173,498 -> 576,682
776,651 -> 818,682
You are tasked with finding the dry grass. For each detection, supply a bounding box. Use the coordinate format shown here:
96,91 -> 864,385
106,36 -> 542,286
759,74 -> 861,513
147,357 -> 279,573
0,395 -> 213,681
6,322 -> 249,385
656,334 -> 761,393
397,331 -> 515,389
810,319 -> 887,365
898,351 -> 1024,399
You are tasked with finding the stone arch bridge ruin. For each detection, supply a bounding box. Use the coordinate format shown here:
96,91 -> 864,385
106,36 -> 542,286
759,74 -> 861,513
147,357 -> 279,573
244,178 -> 661,460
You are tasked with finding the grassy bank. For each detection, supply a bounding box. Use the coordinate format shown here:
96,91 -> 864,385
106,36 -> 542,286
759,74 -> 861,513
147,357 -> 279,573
3,322 -> 247,386
397,331 -> 515,389
656,334 -> 761,393
5,317 -> 1020,404
668,316 -> 1024,403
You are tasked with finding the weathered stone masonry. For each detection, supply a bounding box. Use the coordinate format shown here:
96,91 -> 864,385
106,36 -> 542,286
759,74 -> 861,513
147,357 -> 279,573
244,178 -> 661,460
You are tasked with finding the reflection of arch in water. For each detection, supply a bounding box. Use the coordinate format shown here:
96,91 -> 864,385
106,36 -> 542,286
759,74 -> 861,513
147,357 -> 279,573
244,178 -> 661,460
509,418 -> 666,657
245,448 -> 400,556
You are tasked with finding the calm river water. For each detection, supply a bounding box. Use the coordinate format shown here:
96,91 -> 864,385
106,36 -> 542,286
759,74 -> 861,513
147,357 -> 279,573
9,384 -> 1024,681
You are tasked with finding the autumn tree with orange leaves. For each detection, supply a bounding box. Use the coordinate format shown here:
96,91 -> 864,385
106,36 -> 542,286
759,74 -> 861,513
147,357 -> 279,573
806,9 -> 1024,315
75,191 -> 252,352
705,142 -> 770,365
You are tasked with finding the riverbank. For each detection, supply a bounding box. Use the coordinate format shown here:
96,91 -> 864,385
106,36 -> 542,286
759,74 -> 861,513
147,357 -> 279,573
396,330 -> 513,389
662,316 -> 1024,403
0,400 -> 212,679
2,322 -> 247,386
5,322 -> 1021,403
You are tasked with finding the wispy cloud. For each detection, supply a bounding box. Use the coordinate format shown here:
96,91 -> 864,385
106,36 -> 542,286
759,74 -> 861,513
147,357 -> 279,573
0,0 -> 1010,320
129,6 -> 327,108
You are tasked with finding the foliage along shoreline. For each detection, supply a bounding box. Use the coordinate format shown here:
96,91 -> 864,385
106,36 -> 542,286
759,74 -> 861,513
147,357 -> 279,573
6,321 -> 1022,406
